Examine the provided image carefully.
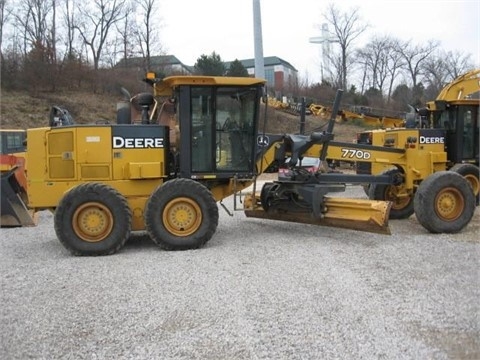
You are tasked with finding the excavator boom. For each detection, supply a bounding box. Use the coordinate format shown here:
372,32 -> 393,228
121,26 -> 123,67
436,69 -> 480,101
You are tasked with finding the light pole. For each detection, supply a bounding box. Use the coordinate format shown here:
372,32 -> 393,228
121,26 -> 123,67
253,0 -> 265,80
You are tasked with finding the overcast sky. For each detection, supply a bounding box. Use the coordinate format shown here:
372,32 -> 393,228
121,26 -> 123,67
159,0 -> 479,83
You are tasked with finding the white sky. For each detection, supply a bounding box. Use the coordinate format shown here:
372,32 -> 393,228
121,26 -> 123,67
159,0 -> 480,83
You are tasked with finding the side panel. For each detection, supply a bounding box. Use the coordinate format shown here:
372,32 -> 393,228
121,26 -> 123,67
357,128 -> 448,178
111,125 -> 168,180
26,125 -> 168,210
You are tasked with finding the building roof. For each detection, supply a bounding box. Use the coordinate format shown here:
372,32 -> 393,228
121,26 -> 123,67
116,55 -> 185,68
116,55 -> 297,74
224,56 -> 298,71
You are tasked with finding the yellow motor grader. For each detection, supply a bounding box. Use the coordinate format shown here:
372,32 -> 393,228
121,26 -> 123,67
0,74 -> 475,255
356,69 -> 479,220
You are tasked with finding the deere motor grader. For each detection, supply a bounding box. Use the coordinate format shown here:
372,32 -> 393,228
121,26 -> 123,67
0,74 -> 476,255
355,69 -> 479,222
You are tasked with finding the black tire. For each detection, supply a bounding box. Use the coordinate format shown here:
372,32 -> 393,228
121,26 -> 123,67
145,178 -> 218,250
368,169 -> 414,219
260,182 -> 275,211
54,183 -> 132,256
450,163 -> 479,205
414,171 -> 475,233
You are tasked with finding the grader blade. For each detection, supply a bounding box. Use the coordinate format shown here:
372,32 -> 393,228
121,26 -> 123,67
244,197 -> 392,235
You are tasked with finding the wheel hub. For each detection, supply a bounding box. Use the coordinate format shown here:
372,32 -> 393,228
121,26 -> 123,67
73,202 -> 113,242
435,188 -> 463,221
164,197 -> 202,236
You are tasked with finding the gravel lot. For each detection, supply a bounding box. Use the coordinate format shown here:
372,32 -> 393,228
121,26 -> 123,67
1,185 -> 479,360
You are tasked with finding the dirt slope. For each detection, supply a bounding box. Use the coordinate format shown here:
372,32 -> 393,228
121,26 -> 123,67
0,90 -> 366,142
0,91 -> 121,129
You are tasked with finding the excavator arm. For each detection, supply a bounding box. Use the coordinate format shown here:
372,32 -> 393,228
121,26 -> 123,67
435,69 -> 480,101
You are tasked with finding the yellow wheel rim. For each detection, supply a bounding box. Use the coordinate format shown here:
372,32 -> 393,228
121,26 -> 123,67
434,187 -> 464,221
385,186 -> 411,210
464,174 -> 479,197
72,202 -> 114,242
163,197 -> 202,237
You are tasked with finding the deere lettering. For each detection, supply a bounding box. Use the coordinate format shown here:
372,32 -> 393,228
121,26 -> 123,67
419,136 -> 444,144
113,136 -> 164,149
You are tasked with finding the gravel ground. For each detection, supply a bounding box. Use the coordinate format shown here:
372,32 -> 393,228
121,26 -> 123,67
1,185 -> 479,360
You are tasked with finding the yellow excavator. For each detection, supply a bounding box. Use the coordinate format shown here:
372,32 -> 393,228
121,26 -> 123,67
0,74 -> 476,255
268,95 -> 405,128
309,103 -> 405,128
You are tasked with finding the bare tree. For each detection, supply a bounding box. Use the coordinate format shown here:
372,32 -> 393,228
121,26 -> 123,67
0,0 -> 7,58
133,0 -> 162,72
11,0 -> 58,92
61,0 -> 76,60
50,0 -> 56,64
322,3 -> 368,90
421,52 -> 449,98
15,0 -> 52,50
357,35 -> 391,94
75,0 -> 127,70
395,39 -> 439,88
420,49 -> 476,100
385,38 -> 404,103
443,50 -> 475,79
116,3 -> 136,67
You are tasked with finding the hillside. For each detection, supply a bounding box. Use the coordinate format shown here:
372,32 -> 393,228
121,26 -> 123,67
0,90 -> 367,142
0,90 -> 122,129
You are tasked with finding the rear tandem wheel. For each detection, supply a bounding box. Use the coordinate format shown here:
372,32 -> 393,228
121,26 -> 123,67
413,171 -> 475,233
144,178 -> 219,250
54,183 -> 132,256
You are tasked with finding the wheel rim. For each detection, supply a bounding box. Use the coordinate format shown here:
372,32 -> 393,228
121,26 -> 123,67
163,197 -> 202,237
72,202 -> 114,242
464,174 -> 479,196
434,187 -> 464,221
384,186 -> 411,210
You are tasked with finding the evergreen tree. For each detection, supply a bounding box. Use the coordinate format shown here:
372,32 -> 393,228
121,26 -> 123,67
194,51 -> 225,76
226,59 -> 249,77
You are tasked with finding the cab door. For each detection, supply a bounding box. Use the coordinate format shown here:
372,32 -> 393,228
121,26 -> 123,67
444,104 -> 479,164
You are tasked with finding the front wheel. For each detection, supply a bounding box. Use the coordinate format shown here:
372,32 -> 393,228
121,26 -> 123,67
145,178 -> 218,250
54,183 -> 132,256
414,171 -> 475,233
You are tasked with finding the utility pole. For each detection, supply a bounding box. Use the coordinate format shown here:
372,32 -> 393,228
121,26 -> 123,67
253,0 -> 265,79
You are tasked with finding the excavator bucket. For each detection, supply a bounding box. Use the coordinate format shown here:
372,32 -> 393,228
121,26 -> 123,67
1,168 -> 37,227
244,196 -> 392,235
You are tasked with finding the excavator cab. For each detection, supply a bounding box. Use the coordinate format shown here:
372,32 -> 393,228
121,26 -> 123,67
429,99 -> 479,165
